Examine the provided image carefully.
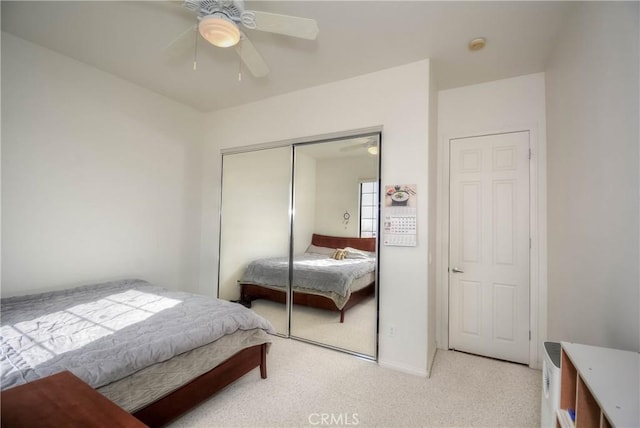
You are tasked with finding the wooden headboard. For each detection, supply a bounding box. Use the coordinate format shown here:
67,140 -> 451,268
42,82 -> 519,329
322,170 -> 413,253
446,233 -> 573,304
311,234 -> 376,252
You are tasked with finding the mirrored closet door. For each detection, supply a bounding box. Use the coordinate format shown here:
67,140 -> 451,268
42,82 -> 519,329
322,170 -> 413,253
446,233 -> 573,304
218,147 -> 291,335
290,137 -> 379,357
218,132 -> 380,358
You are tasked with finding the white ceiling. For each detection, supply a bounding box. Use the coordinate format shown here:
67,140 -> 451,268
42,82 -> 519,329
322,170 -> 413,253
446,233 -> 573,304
1,1 -> 575,112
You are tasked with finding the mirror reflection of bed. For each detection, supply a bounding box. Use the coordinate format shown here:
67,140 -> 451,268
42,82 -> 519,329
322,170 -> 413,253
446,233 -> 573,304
218,133 -> 380,358
240,234 -> 377,355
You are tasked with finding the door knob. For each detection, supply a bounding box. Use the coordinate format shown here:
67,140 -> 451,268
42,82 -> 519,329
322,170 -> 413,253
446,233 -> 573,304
451,267 -> 464,273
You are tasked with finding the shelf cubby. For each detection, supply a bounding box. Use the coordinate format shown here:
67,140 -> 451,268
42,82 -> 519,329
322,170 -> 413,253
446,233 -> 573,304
556,342 -> 638,428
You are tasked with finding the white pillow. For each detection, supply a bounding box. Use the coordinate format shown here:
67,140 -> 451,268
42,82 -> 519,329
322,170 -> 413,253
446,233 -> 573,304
306,244 -> 336,255
344,247 -> 375,259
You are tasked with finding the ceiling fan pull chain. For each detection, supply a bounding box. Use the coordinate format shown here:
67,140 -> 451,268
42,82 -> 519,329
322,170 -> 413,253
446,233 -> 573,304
238,55 -> 242,82
193,21 -> 198,71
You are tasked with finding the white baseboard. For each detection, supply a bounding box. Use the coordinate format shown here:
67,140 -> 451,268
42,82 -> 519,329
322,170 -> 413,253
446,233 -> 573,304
378,359 -> 428,377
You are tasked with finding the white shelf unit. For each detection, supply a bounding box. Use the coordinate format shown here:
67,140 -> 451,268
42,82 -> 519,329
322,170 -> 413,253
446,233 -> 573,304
557,342 -> 639,428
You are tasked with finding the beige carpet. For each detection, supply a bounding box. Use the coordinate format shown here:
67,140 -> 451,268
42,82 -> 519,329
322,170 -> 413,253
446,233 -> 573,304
168,336 -> 541,428
249,297 -> 377,356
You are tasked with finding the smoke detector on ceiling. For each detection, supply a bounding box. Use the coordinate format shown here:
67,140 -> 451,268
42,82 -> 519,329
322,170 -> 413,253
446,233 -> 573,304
469,37 -> 486,51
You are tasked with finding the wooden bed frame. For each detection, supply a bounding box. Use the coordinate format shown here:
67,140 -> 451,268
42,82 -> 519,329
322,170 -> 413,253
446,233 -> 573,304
239,234 -> 377,323
132,342 -> 268,427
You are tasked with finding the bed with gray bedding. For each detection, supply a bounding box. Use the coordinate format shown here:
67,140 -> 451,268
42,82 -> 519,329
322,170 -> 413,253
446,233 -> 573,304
241,252 -> 375,303
1,278 -> 274,424
239,234 -> 377,323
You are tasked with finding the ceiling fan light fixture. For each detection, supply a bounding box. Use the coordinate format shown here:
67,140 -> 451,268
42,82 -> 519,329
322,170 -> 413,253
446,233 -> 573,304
199,14 -> 240,48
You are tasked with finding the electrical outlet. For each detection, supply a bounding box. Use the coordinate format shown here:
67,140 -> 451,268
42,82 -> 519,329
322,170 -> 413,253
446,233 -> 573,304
388,325 -> 396,337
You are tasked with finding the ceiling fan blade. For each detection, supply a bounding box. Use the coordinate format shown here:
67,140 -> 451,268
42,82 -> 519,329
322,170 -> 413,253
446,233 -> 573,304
247,10 -> 319,40
339,143 -> 368,152
165,24 -> 197,60
234,36 -> 270,77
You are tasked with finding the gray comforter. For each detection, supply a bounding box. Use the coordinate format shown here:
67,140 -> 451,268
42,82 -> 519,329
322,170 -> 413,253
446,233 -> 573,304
0,279 -> 274,390
241,253 -> 375,297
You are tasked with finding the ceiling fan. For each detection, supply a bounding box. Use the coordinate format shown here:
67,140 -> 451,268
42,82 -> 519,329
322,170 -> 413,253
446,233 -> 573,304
171,0 -> 319,78
339,136 -> 379,155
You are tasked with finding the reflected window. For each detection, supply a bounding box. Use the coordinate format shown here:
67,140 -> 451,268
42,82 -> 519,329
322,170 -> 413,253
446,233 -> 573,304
359,180 -> 378,238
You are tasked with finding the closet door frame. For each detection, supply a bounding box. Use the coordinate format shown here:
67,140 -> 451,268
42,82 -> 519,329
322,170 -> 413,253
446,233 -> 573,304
218,125 -> 383,358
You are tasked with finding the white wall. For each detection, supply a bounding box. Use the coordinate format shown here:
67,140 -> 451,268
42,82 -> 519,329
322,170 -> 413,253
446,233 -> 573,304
202,60 -> 432,375
426,65 -> 438,374
545,2 -> 640,351
1,33 -> 204,296
437,72 -> 547,366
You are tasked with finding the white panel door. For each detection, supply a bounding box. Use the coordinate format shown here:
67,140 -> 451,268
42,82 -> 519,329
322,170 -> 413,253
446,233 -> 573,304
449,131 -> 530,364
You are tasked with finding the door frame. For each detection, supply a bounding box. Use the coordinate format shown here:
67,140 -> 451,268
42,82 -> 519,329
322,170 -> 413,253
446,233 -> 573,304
436,124 -> 547,369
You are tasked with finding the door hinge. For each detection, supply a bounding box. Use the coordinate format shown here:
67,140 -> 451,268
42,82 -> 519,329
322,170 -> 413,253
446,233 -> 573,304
530,238 -> 532,249
529,331 -> 532,341
529,149 -> 532,160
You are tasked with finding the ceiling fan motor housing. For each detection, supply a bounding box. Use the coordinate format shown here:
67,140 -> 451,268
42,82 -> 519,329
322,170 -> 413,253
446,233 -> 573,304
184,0 -> 244,21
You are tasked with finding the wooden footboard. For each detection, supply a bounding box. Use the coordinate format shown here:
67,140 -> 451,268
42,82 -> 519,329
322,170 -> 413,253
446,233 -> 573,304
132,343 -> 268,428
240,282 -> 375,323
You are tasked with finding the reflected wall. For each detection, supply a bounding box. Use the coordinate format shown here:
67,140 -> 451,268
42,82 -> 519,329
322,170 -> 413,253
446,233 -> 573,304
218,147 -> 291,335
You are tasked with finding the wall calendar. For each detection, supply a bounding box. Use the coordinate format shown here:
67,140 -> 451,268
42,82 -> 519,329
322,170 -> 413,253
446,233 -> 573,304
383,184 -> 417,247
